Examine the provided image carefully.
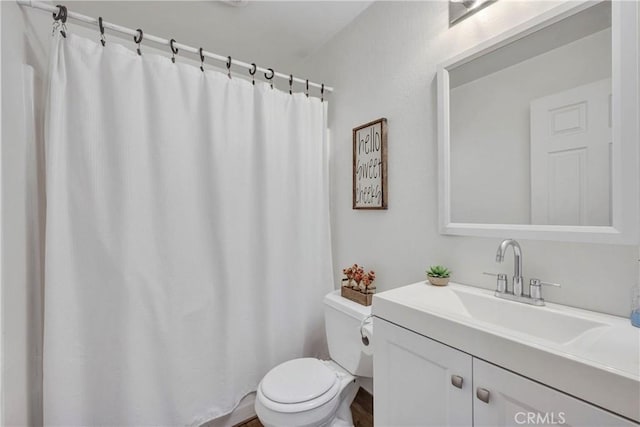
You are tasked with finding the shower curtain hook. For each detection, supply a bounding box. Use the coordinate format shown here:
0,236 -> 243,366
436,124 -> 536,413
134,28 -> 143,55
289,74 -> 293,95
321,84 -> 324,102
52,5 -> 67,38
52,4 -> 67,22
305,79 -> 309,98
170,39 -> 178,63
98,17 -> 106,46
199,48 -> 205,72
226,56 -> 232,79
265,68 -> 274,89
249,63 -> 257,86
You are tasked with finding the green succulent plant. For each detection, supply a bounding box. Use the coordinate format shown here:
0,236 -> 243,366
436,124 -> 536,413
426,265 -> 451,278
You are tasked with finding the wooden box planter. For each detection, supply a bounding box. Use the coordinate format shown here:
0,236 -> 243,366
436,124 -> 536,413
341,285 -> 374,306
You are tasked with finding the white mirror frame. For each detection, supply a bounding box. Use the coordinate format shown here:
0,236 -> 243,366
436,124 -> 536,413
437,0 -> 639,244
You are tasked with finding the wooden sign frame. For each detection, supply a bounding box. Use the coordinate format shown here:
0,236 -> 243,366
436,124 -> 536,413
353,118 -> 388,209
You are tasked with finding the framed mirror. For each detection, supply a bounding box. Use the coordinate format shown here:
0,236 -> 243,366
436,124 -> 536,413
437,0 -> 639,244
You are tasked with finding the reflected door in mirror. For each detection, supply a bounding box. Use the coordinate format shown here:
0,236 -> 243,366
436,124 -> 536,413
530,79 -> 611,226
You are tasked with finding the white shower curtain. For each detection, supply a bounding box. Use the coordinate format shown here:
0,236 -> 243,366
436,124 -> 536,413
44,33 -> 333,426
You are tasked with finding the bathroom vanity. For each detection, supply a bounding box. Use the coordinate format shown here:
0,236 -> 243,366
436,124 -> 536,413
372,282 -> 640,426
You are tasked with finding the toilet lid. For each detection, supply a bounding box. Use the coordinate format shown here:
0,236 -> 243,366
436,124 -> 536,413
261,358 -> 339,404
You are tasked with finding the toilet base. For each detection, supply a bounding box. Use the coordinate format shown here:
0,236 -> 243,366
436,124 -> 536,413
333,379 -> 359,426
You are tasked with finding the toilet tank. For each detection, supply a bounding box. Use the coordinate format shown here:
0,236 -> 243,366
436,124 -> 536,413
323,290 -> 373,377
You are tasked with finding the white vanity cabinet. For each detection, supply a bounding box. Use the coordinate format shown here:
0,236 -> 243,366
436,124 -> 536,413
374,318 -> 637,427
374,318 -> 472,427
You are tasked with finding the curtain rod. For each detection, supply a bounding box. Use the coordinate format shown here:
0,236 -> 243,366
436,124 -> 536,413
16,0 -> 334,93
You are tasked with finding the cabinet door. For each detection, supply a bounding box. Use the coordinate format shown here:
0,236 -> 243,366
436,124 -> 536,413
374,318 -> 472,427
473,358 -> 637,427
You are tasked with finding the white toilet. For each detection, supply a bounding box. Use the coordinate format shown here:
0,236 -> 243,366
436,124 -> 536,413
254,289 -> 373,427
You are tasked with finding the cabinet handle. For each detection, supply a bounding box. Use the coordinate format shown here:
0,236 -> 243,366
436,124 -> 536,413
451,375 -> 463,389
476,387 -> 490,404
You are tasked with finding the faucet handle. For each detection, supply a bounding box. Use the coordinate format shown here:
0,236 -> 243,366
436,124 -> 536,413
483,272 -> 507,293
529,278 -> 561,300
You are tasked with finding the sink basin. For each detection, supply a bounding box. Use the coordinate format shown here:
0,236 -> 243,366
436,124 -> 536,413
450,287 -> 607,344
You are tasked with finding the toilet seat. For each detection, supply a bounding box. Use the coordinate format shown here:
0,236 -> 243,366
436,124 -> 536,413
258,358 -> 341,413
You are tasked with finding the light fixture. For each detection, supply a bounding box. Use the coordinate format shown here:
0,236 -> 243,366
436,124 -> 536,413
218,0 -> 249,8
449,0 -> 496,26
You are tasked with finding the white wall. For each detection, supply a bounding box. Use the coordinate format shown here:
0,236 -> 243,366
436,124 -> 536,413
1,1 -> 50,425
1,2 -> 3,422
450,29 -> 611,224
294,0 -> 639,317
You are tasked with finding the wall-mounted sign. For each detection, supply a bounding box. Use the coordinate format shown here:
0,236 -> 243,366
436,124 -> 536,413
353,118 -> 388,209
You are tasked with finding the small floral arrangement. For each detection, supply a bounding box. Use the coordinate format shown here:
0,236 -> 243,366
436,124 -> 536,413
342,263 -> 376,294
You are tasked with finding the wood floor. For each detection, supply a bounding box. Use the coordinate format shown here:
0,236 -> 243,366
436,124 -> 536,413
233,388 -> 373,427
232,417 -> 263,427
351,387 -> 374,427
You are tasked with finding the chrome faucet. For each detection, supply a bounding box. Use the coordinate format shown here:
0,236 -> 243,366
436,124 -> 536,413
495,239 -> 524,296
484,238 -> 561,306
